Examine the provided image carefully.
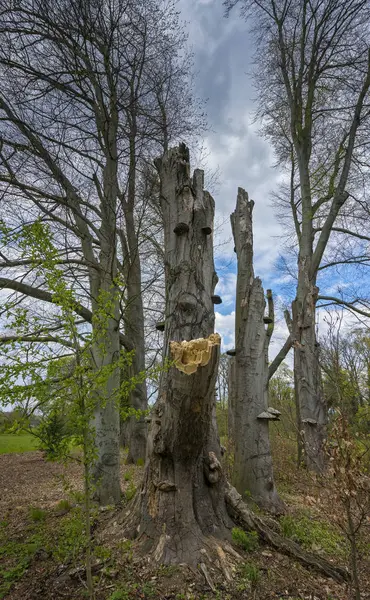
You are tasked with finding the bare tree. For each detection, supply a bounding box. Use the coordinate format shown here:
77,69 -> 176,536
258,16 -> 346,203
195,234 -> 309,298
225,0 -> 370,470
0,0 -> 202,501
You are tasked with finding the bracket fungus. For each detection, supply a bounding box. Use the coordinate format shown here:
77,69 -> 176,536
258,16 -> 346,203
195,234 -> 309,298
267,407 -> 281,417
226,348 -> 236,357
173,222 -> 189,236
302,418 -> 318,425
170,333 -> 221,375
257,411 -> 278,420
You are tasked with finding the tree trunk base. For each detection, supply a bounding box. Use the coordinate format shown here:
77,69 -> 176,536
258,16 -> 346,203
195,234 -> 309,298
104,482 -> 349,586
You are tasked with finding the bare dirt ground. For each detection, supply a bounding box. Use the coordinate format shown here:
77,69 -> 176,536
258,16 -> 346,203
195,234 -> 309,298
0,450 -> 369,600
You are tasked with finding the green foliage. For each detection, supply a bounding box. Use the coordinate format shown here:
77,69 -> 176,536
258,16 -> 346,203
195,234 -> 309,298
94,545 -> 112,561
123,470 -> 133,481
118,539 -> 133,563
107,590 -> 129,600
29,507 -> 46,523
53,509 -> 86,563
107,583 -> 156,600
354,405 -> 370,438
56,499 -> 72,513
36,410 -> 72,460
0,528 -> 45,598
280,513 -> 347,556
157,564 -> 179,577
215,403 -> 228,438
269,364 -> 296,438
125,482 -> 137,501
141,582 -> 156,597
136,457 -> 145,467
231,527 -> 259,552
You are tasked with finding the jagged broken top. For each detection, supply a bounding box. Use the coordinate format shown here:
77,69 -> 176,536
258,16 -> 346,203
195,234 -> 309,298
170,333 -> 221,375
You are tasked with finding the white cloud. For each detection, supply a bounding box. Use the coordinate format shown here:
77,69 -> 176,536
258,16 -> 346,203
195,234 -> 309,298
215,310 -> 235,351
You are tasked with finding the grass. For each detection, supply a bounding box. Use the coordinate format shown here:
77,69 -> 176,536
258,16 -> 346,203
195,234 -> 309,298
29,507 -> 46,522
0,523 -> 45,599
238,561 -> 261,588
231,527 -> 259,552
280,512 -> 348,556
0,434 -> 38,454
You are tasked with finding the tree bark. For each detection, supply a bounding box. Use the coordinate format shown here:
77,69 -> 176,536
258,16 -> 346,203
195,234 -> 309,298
121,119 -> 148,464
129,144 -> 234,565
230,188 -> 284,514
91,108 -> 122,505
292,275 -> 327,472
228,357 -> 236,444
109,146 -> 349,583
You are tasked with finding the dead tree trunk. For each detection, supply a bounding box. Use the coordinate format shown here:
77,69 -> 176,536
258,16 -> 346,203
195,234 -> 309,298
230,188 -> 284,514
130,143 -> 235,565
228,357 -> 236,444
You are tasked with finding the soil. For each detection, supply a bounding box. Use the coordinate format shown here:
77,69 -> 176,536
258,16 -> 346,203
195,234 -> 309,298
0,450 -> 369,600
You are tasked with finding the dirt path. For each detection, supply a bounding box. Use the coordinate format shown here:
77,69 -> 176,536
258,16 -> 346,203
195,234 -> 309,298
0,452 -> 82,516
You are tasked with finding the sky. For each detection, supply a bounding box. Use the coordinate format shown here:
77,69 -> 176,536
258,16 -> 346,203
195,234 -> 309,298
178,0 -> 292,357
178,0 -> 369,360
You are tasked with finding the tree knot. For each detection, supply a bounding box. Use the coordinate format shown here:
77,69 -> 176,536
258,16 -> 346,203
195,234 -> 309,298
204,451 -> 222,484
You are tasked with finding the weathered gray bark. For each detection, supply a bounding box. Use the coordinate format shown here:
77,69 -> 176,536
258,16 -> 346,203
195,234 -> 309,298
91,113 -> 122,504
227,357 -> 236,444
230,188 -> 284,514
292,281 -> 327,471
128,144 -> 234,566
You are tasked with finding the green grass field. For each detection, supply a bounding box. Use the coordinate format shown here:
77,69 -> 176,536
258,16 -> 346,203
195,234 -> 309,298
0,434 -> 38,454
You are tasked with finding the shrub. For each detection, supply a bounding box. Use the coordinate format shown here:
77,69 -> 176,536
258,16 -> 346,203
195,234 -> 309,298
36,411 -> 71,460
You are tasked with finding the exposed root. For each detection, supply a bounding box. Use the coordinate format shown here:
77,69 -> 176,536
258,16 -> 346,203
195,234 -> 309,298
225,484 -> 350,583
199,562 -> 216,592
